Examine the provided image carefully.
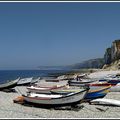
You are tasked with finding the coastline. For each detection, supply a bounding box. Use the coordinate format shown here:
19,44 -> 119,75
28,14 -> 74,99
0,86 -> 120,118
0,70 -> 120,118
47,68 -> 101,77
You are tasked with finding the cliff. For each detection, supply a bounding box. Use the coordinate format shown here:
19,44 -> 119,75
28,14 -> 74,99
102,59 -> 120,70
70,39 -> 120,70
38,40 -> 120,70
103,39 -> 120,70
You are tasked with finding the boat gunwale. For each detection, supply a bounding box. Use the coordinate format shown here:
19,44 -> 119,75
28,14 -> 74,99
88,85 -> 111,93
23,89 -> 88,100
0,78 -> 20,88
27,84 -> 67,91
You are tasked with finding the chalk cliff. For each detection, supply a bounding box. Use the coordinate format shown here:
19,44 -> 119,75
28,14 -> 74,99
103,39 -> 120,70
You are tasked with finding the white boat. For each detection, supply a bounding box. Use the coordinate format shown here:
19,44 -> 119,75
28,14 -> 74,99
22,88 -> 88,107
57,75 -> 67,80
0,77 -> 20,90
100,74 -> 120,82
90,98 -> 120,106
27,84 -> 69,94
17,77 -> 33,86
68,79 -> 96,86
76,73 -> 87,79
35,79 -> 68,87
30,77 -> 41,84
50,88 -> 85,95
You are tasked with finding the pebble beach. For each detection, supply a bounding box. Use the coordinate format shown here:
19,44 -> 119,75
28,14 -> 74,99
0,70 -> 120,118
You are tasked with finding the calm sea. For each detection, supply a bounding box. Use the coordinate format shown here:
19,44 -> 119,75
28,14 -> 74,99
0,69 -> 70,84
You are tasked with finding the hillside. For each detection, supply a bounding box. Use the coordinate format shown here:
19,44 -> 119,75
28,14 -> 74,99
103,59 -> 120,70
38,40 -> 120,70
68,58 -> 104,69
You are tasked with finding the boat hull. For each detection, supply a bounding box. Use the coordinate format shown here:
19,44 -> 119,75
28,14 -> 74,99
17,77 -> 35,86
89,83 -> 120,92
91,98 -> 120,106
0,78 -> 20,90
84,86 -> 111,101
69,79 -> 95,86
23,89 -> 87,107
27,85 -> 68,94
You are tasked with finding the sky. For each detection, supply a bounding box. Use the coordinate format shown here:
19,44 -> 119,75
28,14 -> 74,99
0,2 -> 120,69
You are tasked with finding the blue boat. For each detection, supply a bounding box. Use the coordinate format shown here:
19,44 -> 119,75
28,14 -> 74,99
99,79 -> 120,85
84,85 -> 111,101
107,80 -> 120,85
99,74 -> 120,84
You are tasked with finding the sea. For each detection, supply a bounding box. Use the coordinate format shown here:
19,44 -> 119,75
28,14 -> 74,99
0,69 -> 71,84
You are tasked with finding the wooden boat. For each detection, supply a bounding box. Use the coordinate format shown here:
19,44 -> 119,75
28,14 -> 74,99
56,75 -> 67,80
99,75 -> 120,84
89,82 -> 111,87
22,88 -> 88,107
40,77 -> 66,82
35,79 -> 68,87
68,79 -> 96,86
50,88 -> 86,95
107,79 -> 120,85
17,77 -> 34,86
0,77 -> 20,90
27,84 -> 69,94
90,98 -> 120,106
88,82 -> 120,92
30,77 -> 41,84
99,79 -> 120,85
83,85 -> 111,101
55,74 -> 87,81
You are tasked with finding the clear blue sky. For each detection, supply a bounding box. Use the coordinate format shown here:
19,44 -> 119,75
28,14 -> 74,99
0,2 -> 120,69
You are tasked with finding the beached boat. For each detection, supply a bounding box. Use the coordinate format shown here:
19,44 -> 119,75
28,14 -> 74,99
27,84 -> 69,94
30,77 -> 41,84
99,78 -> 120,84
17,77 -> 35,86
99,74 -> 120,83
0,77 -> 20,90
90,98 -> 120,106
39,77 -> 66,82
50,88 -> 87,95
75,73 -> 88,79
22,88 -> 88,107
35,79 -> 68,87
83,85 -> 111,101
56,75 -> 68,80
89,82 -> 120,92
68,79 -> 96,86
55,73 -> 87,81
